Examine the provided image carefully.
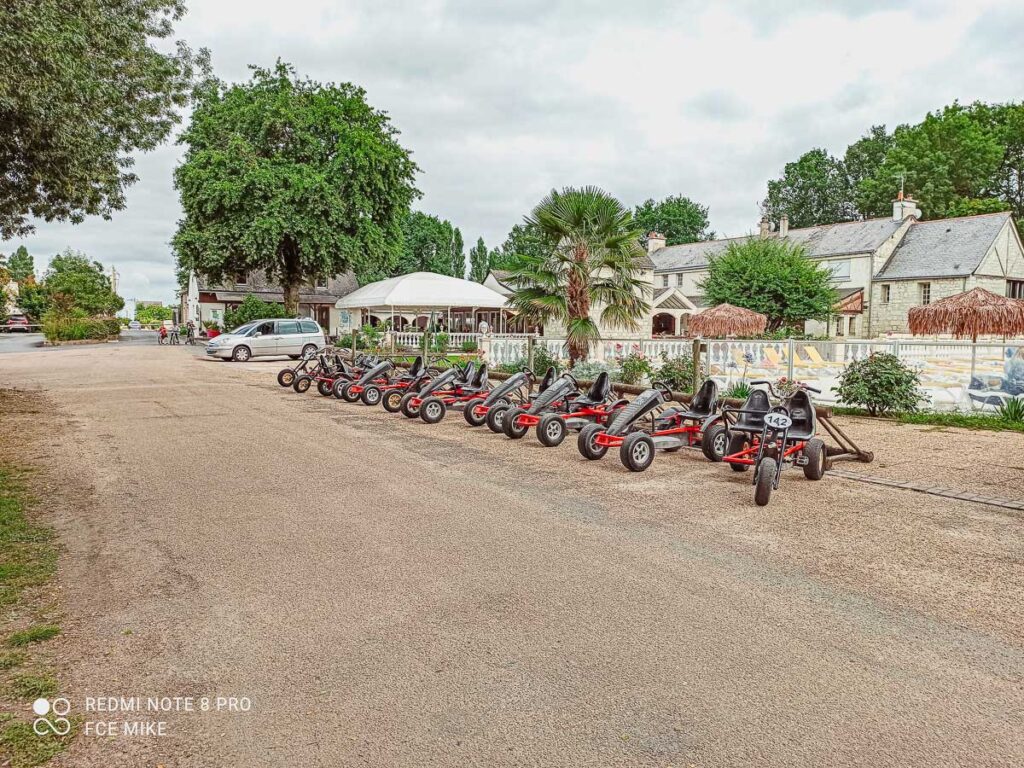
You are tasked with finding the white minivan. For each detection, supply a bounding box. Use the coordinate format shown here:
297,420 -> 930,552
205,318 -> 325,362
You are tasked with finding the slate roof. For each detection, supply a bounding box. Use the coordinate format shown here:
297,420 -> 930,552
650,218 -> 903,272
196,270 -> 357,299
873,212 -> 1011,281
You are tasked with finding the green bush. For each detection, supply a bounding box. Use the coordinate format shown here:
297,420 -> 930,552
223,294 -> 288,330
460,339 -> 478,353
496,344 -> 561,375
997,398 -> 1024,424
618,352 -> 652,385
431,331 -> 449,352
568,360 -> 619,382
836,352 -> 926,416
41,311 -> 120,342
723,381 -> 752,400
656,352 -> 704,392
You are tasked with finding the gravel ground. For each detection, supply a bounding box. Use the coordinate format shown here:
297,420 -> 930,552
1,344 -> 1022,768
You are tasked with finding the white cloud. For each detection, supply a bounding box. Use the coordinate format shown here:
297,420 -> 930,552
9,0 -> 1024,302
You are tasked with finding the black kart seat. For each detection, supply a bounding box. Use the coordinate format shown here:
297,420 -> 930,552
732,389 -> 771,434
460,364 -> 489,393
574,371 -> 611,407
786,390 -> 816,441
679,379 -> 718,421
407,356 -> 424,378
456,361 -> 476,385
538,367 -> 556,393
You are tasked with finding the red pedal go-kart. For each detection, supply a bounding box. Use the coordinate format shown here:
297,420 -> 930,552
277,345 -> 327,388
712,380 -> 828,506
503,371 -> 626,447
291,351 -> 355,395
400,362 -> 490,423
375,357 -> 441,412
464,366 -> 556,432
334,359 -> 395,404
577,379 -> 722,471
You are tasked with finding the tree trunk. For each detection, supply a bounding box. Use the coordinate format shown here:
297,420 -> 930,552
566,244 -> 590,365
280,237 -> 301,316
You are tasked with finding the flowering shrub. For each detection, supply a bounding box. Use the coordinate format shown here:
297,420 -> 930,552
618,352 -> 652,385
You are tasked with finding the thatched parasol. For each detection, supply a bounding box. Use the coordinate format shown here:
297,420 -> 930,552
908,287 -> 1024,341
689,303 -> 768,337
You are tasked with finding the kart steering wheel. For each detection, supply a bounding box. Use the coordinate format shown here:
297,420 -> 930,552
521,366 -> 535,379
652,381 -> 674,401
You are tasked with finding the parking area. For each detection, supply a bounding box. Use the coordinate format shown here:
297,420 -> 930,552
1,344 -> 1022,767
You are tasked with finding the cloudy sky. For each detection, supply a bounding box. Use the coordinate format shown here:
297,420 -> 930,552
11,0 -> 1024,303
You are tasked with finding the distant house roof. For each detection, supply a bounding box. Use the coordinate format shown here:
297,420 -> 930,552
873,212 -> 1011,281
651,218 -> 904,272
195,270 -> 357,300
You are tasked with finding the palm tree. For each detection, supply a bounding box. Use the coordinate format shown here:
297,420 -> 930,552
505,186 -> 651,365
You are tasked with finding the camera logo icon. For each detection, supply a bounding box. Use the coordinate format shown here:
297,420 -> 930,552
32,698 -> 72,736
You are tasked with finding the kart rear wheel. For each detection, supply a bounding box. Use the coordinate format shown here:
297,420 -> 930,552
537,413 -> 567,447
727,433 -> 750,472
802,438 -> 827,480
486,404 -> 510,433
383,390 -> 404,413
361,385 -> 382,407
317,379 -> 333,397
293,375 -> 312,394
464,402 -> 487,427
420,396 -> 446,424
277,369 -> 296,387
340,384 -> 361,403
332,380 -> 349,399
503,407 -> 529,439
400,392 -> 421,418
577,423 -> 608,460
701,423 -> 728,462
754,457 -> 777,506
621,432 -> 655,472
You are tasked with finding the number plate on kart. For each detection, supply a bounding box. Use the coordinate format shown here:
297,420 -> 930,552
764,412 -> 792,430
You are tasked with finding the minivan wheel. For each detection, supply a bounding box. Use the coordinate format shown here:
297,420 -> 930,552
301,344 -> 318,358
232,345 -> 251,362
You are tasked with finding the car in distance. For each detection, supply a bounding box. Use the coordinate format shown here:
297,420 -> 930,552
204,318 -> 325,362
128,320 -> 142,330
4,314 -> 30,332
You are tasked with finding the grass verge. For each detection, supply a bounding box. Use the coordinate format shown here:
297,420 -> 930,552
0,466 -> 71,767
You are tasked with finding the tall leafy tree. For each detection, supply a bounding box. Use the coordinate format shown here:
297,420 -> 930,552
632,195 -> 713,245
173,62 -> 419,312
761,149 -> 857,229
43,250 -> 125,315
700,240 -> 836,331
15,280 -> 49,322
450,227 -> 465,279
505,186 -> 650,364
844,126 -> 893,201
490,222 -> 549,270
972,102 -> 1024,237
468,237 -> 490,282
395,211 -> 462,276
6,246 -> 33,282
856,103 -> 1004,220
0,0 -> 205,238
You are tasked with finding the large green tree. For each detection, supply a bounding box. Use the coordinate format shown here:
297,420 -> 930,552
504,186 -> 650,364
855,103 -> 1004,220
632,195 -> 713,245
700,239 -> 836,331
44,250 -> 125,315
844,126 -> 894,199
15,280 -> 49,322
393,211 -> 463,277
0,0 -> 204,238
490,222 -> 549,271
468,237 -> 490,282
6,246 -> 33,282
762,149 -> 857,229
173,62 -> 419,312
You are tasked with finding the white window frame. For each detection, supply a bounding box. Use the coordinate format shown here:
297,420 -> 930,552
880,284 -> 891,304
825,259 -> 851,283
919,282 -> 931,305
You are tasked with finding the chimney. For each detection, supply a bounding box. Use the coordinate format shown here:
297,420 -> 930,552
779,214 -> 789,239
892,191 -> 922,222
759,216 -> 771,238
646,231 -> 666,254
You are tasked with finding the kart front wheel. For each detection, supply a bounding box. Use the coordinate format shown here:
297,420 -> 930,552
293,375 -> 312,394
332,380 -> 349,399
503,408 -> 529,439
486,404 -> 510,433
754,457 -> 777,506
361,385 -> 382,407
340,384 -> 361,403
400,392 -> 421,418
317,379 -> 333,397
537,413 -> 567,447
701,423 -> 728,462
621,432 -> 655,472
383,390 -> 404,413
577,423 -> 608,460
420,396 -> 446,424
277,369 -> 296,387
464,402 -> 487,427
802,438 -> 827,480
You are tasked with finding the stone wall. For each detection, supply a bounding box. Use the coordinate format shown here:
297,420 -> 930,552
870,277 -> 969,334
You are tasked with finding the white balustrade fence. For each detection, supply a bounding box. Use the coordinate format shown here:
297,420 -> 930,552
479,335 -> 1024,412
392,331 -> 481,349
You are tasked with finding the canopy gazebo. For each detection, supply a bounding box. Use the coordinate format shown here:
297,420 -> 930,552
908,287 -> 1024,341
689,303 -> 768,338
335,272 -> 513,333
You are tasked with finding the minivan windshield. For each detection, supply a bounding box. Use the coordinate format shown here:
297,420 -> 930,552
229,322 -> 257,336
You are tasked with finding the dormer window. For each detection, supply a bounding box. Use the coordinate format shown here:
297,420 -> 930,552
233,271 -> 247,288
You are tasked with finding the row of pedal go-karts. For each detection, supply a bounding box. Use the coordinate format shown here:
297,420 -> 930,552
276,349 -> 830,506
